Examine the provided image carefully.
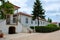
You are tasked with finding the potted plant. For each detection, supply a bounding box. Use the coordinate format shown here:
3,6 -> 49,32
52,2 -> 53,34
0,30 -> 3,38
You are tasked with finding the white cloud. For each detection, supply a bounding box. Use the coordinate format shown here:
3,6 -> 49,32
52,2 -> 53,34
9,0 -> 30,13
43,0 -> 60,2
9,0 -> 60,22
19,7 -> 33,14
9,0 -> 28,7
43,1 -> 60,11
46,13 -> 60,16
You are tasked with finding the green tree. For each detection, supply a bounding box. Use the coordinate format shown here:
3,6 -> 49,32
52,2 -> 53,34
0,0 -> 5,19
0,0 -> 14,19
32,0 -> 45,26
48,18 -> 52,23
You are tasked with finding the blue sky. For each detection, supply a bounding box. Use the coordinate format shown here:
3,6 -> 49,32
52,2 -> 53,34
9,0 -> 60,22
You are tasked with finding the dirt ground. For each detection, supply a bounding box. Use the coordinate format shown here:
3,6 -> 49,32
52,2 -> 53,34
1,30 -> 60,40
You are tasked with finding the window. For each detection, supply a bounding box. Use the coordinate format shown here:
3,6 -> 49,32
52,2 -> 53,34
26,18 -> 28,23
13,17 -> 17,23
19,18 -> 21,23
35,20 -> 37,24
6,15 -> 10,24
31,20 -> 33,24
13,15 -> 17,23
43,22 -> 45,24
41,21 -> 42,24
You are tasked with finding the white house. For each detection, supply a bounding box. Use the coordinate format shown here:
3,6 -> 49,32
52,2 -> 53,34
0,3 -> 49,34
18,12 -> 49,27
0,2 -> 24,34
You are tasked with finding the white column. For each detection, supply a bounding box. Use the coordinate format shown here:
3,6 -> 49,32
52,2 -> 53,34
10,15 -> 13,24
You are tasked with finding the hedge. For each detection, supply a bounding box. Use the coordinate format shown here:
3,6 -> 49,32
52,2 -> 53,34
30,24 -> 60,33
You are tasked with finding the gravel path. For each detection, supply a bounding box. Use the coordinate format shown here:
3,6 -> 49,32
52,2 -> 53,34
1,30 -> 60,40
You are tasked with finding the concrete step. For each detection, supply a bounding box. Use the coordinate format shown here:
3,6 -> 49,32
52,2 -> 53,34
21,26 -> 33,33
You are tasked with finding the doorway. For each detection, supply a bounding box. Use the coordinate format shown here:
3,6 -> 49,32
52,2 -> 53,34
9,26 -> 16,34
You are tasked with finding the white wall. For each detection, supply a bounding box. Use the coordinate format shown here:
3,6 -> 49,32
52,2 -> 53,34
14,10 -> 18,14
0,20 -> 8,34
0,14 -> 49,34
16,22 -> 23,33
19,15 -> 37,27
56,22 -> 60,27
18,14 -> 49,27
0,20 -> 23,34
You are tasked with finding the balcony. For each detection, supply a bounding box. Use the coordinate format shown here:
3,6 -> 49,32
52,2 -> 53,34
6,14 -> 18,25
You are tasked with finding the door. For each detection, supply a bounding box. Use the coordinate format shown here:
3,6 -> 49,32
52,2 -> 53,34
9,26 -> 16,34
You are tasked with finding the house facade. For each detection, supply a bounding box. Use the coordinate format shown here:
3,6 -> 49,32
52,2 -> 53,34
0,3 -> 23,34
0,3 -> 49,34
18,12 -> 49,27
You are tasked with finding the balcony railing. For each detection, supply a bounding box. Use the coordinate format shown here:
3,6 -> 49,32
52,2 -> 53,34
6,17 -> 18,25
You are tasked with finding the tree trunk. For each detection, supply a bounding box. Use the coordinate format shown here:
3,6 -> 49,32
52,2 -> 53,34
37,18 -> 39,26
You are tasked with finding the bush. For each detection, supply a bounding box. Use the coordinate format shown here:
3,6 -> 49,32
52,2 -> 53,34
30,24 -> 60,33
30,26 -> 34,29
46,24 -> 57,27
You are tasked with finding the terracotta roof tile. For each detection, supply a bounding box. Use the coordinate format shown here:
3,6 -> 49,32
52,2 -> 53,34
18,12 -> 33,17
52,22 -> 57,24
16,12 -> 48,21
13,5 -> 20,10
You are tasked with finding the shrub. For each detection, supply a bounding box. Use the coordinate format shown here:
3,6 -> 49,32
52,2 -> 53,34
30,24 -> 60,33
30,26 -> 34,29
46,24 -> 57,27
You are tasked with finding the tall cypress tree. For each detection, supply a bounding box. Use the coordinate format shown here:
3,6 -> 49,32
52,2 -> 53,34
48,18 -> 52,23
32,0 -> 45,26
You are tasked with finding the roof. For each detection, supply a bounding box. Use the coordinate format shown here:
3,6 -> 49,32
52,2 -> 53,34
51,22 -> 58,24
13,5 -> 20,10
6,1 -> 20,10
18,12 -> 33,17
17,12 -> 48,22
